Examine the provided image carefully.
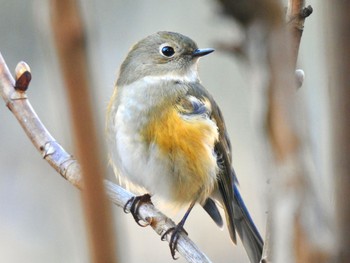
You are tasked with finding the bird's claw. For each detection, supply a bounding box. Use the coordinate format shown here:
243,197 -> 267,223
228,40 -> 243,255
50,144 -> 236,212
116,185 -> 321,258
124,194 -> 152,227
161,224 -> 188,260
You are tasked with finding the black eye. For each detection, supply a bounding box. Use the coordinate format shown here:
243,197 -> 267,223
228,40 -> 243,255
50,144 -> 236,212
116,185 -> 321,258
161,46 -> 175,57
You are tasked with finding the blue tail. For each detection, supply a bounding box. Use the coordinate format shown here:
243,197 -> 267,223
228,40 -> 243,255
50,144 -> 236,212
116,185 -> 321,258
230,184 -> 263,263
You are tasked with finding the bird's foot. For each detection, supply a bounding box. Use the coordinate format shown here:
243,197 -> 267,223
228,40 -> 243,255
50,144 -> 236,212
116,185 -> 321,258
161,222 -> 188,260
124,193 -> 152,227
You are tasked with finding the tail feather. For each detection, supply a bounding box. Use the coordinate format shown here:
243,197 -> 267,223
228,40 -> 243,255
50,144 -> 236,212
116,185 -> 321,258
213,137 -> 263,262
230,184 -> 263,263
202,198 -> 224,228
216,175 -> 264,263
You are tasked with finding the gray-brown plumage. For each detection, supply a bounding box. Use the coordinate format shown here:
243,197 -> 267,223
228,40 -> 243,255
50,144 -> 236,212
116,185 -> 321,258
107,31 -> 263,262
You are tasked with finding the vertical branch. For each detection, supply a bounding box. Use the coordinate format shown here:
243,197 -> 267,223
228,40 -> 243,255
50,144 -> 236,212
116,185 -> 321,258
265,16 -> 299,263
286,0 -> 305,60
216,0 -> 330,262
267,1 -> 313,161
50,1 -> 118,262
286,0 -> 312,69
329,2 -> 350,263
266,1 -> 330,263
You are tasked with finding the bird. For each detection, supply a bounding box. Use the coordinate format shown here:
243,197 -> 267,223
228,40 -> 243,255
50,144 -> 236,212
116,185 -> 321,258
106,31 -> 263,263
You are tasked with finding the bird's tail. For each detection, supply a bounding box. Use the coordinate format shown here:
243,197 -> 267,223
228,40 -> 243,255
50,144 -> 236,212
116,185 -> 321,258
225,184 -> 264,263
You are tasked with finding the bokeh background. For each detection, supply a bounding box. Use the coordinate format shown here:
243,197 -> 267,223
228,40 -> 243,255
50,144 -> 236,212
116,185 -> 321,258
0,1 -> 329,262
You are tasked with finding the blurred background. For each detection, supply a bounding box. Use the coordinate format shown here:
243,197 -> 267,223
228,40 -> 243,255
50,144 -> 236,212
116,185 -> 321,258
0,0 -> 329,262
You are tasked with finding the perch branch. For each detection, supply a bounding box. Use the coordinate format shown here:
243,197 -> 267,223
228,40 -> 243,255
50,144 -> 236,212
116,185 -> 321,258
0,53 -> 211,263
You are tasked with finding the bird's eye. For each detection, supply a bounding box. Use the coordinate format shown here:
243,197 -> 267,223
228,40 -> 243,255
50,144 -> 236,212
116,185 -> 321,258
161,46 -> 175,57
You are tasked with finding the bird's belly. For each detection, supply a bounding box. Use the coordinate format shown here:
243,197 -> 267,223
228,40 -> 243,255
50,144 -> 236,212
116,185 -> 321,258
114,105 -> 219,204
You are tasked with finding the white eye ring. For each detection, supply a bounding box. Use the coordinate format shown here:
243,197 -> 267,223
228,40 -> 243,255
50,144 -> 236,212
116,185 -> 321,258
159,43 -> 175,57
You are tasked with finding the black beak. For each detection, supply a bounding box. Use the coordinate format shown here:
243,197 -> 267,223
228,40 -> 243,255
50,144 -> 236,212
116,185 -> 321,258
192,48 -> 215,58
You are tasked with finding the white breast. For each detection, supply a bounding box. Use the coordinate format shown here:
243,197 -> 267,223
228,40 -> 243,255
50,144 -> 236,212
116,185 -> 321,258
108,75 -> 218,206
109,77 -> 186,200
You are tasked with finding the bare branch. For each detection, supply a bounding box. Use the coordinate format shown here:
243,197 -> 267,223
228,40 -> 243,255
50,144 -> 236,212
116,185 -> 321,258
265,1 -> 331,263
0,56 -> 82,188
0,53 -> 212,263
286,0 -> 313,69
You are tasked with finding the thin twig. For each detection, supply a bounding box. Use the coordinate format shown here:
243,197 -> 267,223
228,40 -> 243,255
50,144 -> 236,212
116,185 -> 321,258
0,53 -> 212,263
286,0 -> 313,69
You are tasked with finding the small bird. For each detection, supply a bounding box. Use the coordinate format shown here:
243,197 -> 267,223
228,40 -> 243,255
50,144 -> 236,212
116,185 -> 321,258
107,31 -> 263,263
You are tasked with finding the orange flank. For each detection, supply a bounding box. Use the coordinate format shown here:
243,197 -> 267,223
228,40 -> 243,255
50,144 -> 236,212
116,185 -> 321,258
142,107 -> 219,203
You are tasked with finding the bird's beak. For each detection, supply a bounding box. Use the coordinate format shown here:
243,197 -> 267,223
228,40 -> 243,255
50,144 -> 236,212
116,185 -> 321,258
192,48 -> 215,58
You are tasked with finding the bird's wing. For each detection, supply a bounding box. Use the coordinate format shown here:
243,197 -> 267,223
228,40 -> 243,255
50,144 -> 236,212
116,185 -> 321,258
185,82 -> 264,263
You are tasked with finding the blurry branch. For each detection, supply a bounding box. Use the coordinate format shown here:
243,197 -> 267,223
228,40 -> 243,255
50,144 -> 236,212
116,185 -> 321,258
266,2 -> 312,162
329,2 -> 350,263
265,1 -> 330,263
0,55 -> 212,263
50,0 -> 117,262
215,0 -> 332,263
216,0 -> 283,29
215,0 -> 284,58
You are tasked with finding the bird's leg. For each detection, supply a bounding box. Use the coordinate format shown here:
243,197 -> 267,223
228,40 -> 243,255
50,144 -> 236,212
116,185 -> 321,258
124,193 -> 152,227
161,200 -> 196,259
